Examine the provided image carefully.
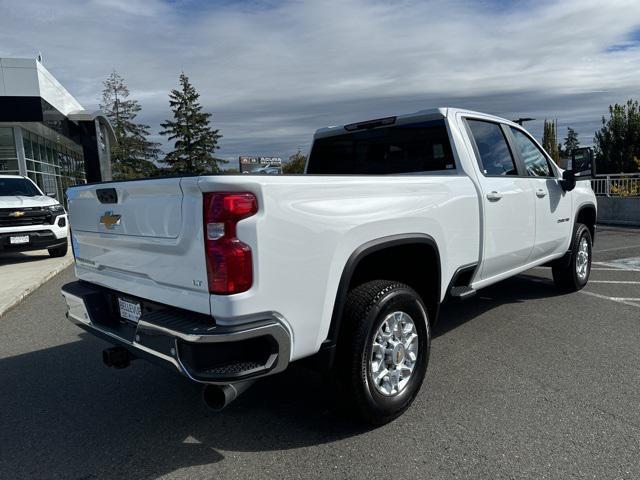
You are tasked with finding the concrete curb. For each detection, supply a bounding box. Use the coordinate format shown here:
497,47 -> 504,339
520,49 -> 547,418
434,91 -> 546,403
0,257 -> 73,318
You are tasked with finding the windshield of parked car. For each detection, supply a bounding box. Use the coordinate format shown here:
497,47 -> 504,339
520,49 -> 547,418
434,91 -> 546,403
0,178 -> 41,196
306,119 -> 456,174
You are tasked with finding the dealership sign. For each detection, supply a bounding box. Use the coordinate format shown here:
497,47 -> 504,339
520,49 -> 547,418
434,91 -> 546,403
239,156 -> 283,174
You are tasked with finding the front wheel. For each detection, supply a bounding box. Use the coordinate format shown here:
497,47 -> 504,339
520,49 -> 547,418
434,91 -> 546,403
334,280 -> 430,426
552,223 -> 592,291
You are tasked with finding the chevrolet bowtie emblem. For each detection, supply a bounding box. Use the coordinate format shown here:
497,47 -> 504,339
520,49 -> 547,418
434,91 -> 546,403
100,211 -> 121,229
9,211 -> 25,218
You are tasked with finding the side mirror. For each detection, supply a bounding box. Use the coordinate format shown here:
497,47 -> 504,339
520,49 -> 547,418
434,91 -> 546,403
568,147 -> 594,179
561,169 -> 576,192
46,191 -> 57,199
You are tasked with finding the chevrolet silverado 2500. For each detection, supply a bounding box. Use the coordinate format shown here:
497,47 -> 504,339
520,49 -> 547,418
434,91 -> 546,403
61,108 -> 596,425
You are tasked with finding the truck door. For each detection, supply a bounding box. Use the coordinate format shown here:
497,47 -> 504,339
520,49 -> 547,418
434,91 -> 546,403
507,126 -> 572,260
465,119 -> 536,281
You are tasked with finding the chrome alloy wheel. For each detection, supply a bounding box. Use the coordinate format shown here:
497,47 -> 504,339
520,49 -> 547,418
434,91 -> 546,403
369,311 -> 419,396
576,236 -> 590,280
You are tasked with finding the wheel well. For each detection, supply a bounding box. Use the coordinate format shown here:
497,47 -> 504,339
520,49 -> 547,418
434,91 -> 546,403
576,205 -> 596,242
303,236 -> 441,372
348,243 -> 440,322
326,236 -> 441,350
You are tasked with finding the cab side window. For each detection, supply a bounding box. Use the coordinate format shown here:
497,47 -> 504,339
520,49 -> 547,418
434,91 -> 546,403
466,120 -> 518,176
510,127 -> 554,177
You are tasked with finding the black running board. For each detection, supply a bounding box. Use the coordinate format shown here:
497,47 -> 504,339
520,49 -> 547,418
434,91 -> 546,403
449,286 -> 477,300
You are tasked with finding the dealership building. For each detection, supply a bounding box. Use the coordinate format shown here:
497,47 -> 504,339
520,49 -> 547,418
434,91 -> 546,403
0,57 -> 114,202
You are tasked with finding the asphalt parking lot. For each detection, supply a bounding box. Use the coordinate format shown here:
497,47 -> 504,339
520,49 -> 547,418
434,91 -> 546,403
1,225 -> 639,479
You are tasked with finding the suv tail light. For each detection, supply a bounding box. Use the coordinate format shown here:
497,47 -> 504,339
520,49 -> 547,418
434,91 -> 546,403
203,192 -> 258,294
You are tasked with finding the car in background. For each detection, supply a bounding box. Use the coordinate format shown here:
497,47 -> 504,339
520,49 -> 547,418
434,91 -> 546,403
0,175 -> 68,257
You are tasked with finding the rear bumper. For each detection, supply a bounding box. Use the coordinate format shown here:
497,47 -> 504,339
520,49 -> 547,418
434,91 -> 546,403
61,281 -> 291,384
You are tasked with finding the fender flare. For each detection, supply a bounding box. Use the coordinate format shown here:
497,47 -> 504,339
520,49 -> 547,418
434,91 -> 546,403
574,202 -> 597,243
553,202 -> 597,269
324,233 -> 441,347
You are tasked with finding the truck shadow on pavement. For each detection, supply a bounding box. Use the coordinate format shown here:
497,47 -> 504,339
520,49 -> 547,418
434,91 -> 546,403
0,272 -> 565,479
0,336 -> 365,478
434,272 -> 564,337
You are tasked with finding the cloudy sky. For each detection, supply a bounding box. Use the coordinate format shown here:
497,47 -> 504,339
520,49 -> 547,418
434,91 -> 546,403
1,0 -> 639,165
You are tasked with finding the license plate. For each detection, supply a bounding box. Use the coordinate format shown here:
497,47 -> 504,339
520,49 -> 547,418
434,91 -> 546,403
9,235 -> 29,245
118,297 -> 142,323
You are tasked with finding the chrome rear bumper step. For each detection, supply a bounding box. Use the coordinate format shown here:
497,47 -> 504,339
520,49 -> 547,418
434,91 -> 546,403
61,281 -> 291,385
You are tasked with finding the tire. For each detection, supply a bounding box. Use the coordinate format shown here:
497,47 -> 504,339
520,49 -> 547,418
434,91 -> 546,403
334,280 -> 430,426
552,223 -> 592,292
48,242 -> 68,258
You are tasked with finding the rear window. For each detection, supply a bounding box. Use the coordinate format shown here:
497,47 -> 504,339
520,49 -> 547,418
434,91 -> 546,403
306,119 -> 456,174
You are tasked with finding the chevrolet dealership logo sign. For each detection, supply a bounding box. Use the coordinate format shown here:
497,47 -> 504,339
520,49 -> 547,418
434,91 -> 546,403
100,211 -> 121,229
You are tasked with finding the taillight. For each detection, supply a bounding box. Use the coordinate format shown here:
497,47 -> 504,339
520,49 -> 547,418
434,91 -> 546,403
203,192 -> 258,294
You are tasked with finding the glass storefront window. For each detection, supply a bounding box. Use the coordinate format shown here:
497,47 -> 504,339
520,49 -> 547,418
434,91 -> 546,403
45,142 -> 52,164
0,127 -> 15,148
0,127 -> 16,157
0,127 -> 19,174
23,132 -> 33,159
19,127 -> 86,205
0,158 -> 19,172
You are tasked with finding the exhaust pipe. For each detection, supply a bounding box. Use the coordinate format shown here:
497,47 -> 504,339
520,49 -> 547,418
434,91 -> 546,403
202,380 -> 256,411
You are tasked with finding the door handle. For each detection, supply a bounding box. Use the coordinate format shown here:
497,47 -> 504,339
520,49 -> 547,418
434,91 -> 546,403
486,191 -> 503,201
536,189 -> 547,198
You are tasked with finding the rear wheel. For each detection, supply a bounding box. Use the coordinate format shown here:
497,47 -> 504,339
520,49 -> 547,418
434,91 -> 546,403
48,242 -> 68,258
334,280 -> 430,426
552,223 -> 592,291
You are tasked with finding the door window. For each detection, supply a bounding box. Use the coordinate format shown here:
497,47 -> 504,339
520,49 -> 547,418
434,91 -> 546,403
466,120 -> 518,176
510,127 -> 554,177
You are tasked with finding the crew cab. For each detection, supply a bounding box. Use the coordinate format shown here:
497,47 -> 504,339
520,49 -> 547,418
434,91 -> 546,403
61,108 -> 596,425
0,175 -> 68,257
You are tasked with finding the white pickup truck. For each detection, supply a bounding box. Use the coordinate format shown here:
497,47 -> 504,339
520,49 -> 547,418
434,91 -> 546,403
61,108 -> 596,425
0,175 -> 68,257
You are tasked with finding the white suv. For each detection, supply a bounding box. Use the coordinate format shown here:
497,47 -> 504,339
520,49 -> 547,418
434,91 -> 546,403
0,175 -> 68,257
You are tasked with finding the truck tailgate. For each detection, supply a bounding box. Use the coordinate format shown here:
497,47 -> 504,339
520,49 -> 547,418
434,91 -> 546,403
70,178 -> 183,238
67,177 -> 211,315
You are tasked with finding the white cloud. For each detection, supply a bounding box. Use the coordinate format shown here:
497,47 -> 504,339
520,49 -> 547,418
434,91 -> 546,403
1,0 -> 639,161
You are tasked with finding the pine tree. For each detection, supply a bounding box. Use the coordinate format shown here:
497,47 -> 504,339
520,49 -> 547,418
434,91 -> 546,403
594,99 -> 640,174
160,73 -> 225,174
541,119 -> 560,162
283,150 -> 307,174
100,71 -> 161,179
563,127 -> 580,156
